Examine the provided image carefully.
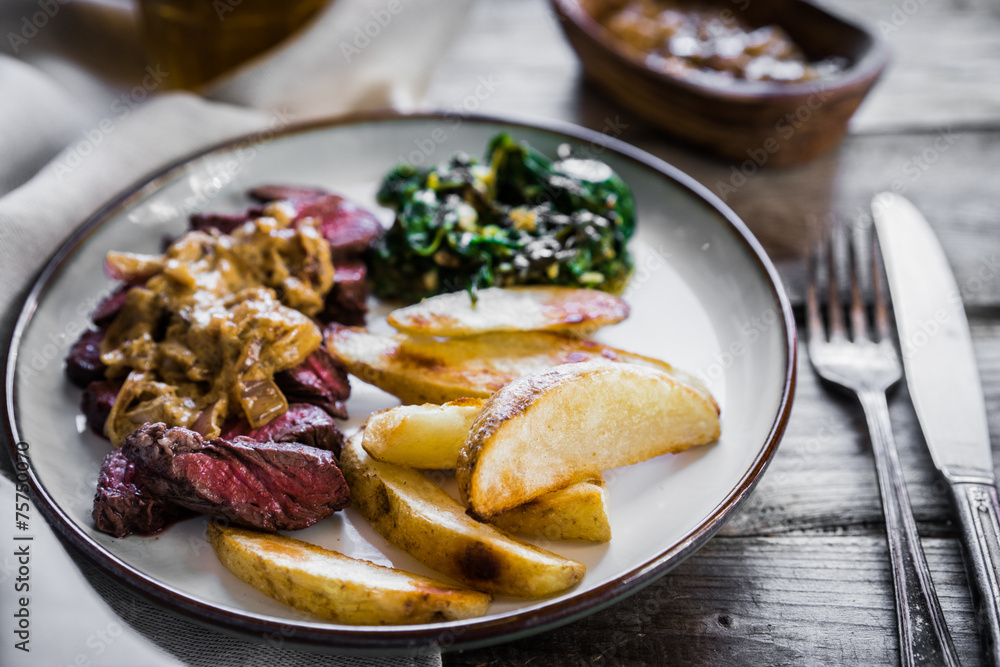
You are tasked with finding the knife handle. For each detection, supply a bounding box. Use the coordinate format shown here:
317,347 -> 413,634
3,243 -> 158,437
950,480 -> 1000,666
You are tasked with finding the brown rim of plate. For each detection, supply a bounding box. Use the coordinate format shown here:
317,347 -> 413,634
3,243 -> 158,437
2,110 -> 797,654
550,0 -> 891,103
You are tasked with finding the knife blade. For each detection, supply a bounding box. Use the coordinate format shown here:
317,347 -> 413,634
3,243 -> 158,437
873,191 -> 1000,665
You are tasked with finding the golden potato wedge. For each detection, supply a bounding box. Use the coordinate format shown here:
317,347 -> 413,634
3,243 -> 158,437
340,432 -> 585,598
325,324 -> 698,405
207,523 -> 491,625
362,405 -> 610,541
362,398 -> 486,469
489,478 -> 611,542
387,286 -> 629,337
457,361 -> 721,519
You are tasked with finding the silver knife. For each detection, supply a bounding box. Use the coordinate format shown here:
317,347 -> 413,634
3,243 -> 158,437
873,192 -> 1000,665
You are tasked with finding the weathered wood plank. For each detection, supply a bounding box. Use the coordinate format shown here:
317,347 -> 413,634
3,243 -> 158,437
422,0 -> 583,123
723,317 -> 1000,537
822,0 -> 1000,133
428,0 -> 1000,134
443,536 -> 982,666
630,128 -> 1000,307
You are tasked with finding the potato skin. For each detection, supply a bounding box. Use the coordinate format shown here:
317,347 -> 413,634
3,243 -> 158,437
489,479 -> 611,543
340,432 -> 585,598
362,405 -> 611,541
325,324 -> 700,406
386,286 -> 629,338
457,361 -> 721,519
207,523 -> 490,625
362,398 -> 486,469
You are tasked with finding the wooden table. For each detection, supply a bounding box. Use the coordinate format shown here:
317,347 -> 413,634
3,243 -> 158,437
424,0 -> 1000,664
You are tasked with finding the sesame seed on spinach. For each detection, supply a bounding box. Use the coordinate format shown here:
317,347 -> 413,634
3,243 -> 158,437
368,132 -> 636,302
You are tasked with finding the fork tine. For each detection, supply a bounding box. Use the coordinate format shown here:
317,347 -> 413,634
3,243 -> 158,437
806,241 -> 825,342
872,232 -> 892,342
849,230 -> 870,342
826,231 -> 847,341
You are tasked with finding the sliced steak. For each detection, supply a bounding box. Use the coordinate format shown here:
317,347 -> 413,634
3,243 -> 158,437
121,422 -> 350,532
222,403 -> 344,453
318,259 -> 368,326
301,197 -> 383,260
190,186 -> 379,323
248,184 -> 329,202
65,328 -> 107,388
92,449 -> 196,538
81,378 -> 122,438
249,185 -> 383,259
275,348 -> 351,419
91,286 -> 130,327
188,211 -> 257,235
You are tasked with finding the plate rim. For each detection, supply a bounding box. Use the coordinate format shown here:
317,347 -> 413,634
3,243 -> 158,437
3,109 -> 797,654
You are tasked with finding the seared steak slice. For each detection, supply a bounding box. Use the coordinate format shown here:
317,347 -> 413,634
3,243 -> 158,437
92,449 -> 195,538
81,378 -> 122,438
188,186 -> 379,325
188,211 -> 258,235
222,403 -> 344,453
303,197 -> 383,260
275,348 -> 351,419
248,184 -> 329,202
318,259 -> 368,326
249,185 -> 383,260
122,423 -> 350,532
91,286 -> 130,327
65,328 -> 107,388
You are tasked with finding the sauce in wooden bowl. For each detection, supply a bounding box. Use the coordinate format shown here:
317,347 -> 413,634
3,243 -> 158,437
589,0 -> 846,85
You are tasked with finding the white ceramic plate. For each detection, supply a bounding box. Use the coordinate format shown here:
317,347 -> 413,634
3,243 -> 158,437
4,113 -> 795,653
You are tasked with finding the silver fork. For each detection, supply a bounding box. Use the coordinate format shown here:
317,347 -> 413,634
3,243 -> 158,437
807,227 -> 960,667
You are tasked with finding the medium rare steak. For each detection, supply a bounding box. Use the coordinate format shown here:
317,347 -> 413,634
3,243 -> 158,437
318,259 -> 369,326
81,378 -> 123,438
119,423 -> 350,532
92,449 -> 195,538
222,403 -> 344,453
91,286 -> 131,326
188,211 -> 258,235
275,349 -> 351,419
304,197 -> 383,260
65,328 -> 107,388
191,185 -> 379,326
248,185 -> 383,260
248,184 -> 328,202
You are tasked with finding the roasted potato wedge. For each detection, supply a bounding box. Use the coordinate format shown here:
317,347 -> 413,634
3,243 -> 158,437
340,432 -> 585,598
325,324 -> 693,405
490,478 -> 611,542
207,523 -> 491,624
387,286 -> 629,337
458,361 -> 720,519
362,398 -> 486,469
362,404 -> 610,541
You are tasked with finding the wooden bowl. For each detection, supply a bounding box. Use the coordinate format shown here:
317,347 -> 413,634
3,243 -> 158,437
551,0 -> 890,166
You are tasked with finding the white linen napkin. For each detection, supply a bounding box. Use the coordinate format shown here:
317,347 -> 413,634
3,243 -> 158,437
0,0 -> 475,663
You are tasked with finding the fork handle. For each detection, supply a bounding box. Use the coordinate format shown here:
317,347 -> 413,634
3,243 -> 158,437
859,389 -> 961,667
949,480 -> 1000,666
